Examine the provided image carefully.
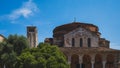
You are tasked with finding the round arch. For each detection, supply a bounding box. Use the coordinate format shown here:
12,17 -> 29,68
71,54 -> 79,68
83,54 -> 91,68
94,54 -> 102,68
106,54 -> 115,68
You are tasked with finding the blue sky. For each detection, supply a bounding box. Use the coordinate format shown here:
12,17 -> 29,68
0,0 -> 120,49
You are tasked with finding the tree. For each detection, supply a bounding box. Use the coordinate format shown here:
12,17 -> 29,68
37,43 -> 69,68
7,34 -> 29,55
0,42 -> 17,68
17,43 -> 69,68
0,34 -> 29,68
17,52 -> 37,68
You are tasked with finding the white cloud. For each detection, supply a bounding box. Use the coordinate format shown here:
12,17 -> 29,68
0,0 -> 39,23
10,0 -> 39,20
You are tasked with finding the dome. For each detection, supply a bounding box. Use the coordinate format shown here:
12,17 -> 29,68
53,22 -> 99,37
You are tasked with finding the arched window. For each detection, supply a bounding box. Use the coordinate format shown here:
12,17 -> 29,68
80,38 -> 83,47
88,38 -> 91,47
72,38 -> 75,47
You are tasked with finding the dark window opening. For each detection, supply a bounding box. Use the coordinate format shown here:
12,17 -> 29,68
80,38 -> 83,47
76,64 -> 80,68
72,38 -> 75,47
88,38 -> 91,47
82,64 -> 85,68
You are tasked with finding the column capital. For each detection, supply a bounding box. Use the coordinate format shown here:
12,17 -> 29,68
91,61 -> 95,64
68,61 -> 71,64
79,54 -> 83,57
91,56 -> 95,63
79,56 -> 83,63
102,60 -> 106,64
68,55 -> 71,64
79,57 -> 83,63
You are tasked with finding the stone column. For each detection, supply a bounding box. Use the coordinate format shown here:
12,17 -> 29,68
91,55 -> 95,68
118,61 -> 120,68
91,61 -> 95,68
114,54 -> 118,68
102,53 -> 107,68
68,56 -> 71,64
79,63 -> 82,68
102,61 -> 106,68
79,55 -> 83,68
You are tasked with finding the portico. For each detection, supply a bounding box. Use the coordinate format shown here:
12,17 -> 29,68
60,47 -> 118,68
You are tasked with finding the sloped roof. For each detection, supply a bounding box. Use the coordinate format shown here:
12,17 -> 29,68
53,22 -> 98,33
60,47 -> 120,53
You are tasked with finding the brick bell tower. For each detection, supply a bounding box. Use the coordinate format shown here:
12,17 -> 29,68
27,26 -> 38,48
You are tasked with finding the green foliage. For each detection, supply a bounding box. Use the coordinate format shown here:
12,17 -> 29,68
0,42 -> 17,68
0,35 -> 69,68
17,52 -> 37,68
0,34 -> 29,68
17,43 -> 69,68
7,34 -> 29,55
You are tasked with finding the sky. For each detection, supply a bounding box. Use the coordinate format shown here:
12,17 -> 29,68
0,0 -> 120,49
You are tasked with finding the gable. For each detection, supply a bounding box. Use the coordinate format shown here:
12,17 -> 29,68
64,27 -> 97,38
64,27 -> 99,47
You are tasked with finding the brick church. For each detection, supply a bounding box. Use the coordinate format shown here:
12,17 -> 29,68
27,22 -> 120,68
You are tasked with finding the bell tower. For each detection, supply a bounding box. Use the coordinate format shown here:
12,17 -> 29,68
27,26 -> 38,48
